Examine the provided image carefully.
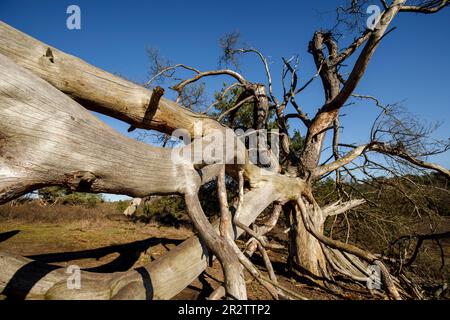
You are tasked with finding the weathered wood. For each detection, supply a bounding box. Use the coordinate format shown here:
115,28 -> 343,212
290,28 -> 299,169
0,21 -> 220,138
0,21 -> 275,180
0,10 -> 428,298
0,25 -> 315,299
0,184 -> 279,299
295,197 -> 401,300
0,53 -> 199,203
216,166 -> 247,299
0,50 -> 295,299
123,198 -> 142,216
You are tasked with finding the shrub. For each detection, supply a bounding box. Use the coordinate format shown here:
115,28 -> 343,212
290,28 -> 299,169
115,200 -> 129,213
141,196 -> 187,227
38,186 -> 103,208
61,193 -> 104,208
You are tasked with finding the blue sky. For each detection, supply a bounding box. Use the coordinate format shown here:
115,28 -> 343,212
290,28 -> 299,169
1,0 -> 449,201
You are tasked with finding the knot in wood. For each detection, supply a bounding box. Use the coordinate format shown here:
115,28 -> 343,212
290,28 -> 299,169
66,171 -> 97,192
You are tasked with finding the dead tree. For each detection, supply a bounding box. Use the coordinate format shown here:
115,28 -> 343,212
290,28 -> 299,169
0,0 -> 449,300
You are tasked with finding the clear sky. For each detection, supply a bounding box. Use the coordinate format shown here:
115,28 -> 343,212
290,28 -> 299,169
1,0 -> 449,201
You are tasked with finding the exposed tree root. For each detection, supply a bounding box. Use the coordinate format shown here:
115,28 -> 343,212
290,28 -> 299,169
296,197 -> 402,300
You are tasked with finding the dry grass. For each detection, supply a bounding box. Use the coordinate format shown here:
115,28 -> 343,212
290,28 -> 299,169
0,201 -> 117,224
0,200 -> 448,300
0,201 -> 193,270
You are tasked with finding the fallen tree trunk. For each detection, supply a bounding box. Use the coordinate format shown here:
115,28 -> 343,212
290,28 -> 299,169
0,21 -> 269,180
0,19 -> 407,299
0,50 -> 289,299
0,21 -> 220,137
0,53 -> 200,203
0,185 -> 278,299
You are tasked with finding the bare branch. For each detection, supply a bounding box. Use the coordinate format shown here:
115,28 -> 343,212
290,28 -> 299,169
380,0 -> 390,9
322,199 -> 366,217
333,30 -> 372,64
172,69 -> 249,93
143,63 -> 201,88
314,144 -> 371,177
325,1 -> 406,112
203,83 -> 244,114
314,141 -> 450,179
232,48 -> 277,104
373,143 -> 450,180
294,62 -> 324,94
217,95 -> 254,122
400,0 -> 449,13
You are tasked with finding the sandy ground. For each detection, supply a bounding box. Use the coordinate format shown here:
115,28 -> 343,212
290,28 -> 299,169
0,210 -> 448,300
0,218 -> 356,300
